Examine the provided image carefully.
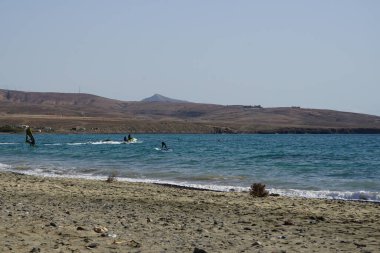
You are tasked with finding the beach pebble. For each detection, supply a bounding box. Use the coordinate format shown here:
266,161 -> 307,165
49,222 -> 57,227
108,233 -> 117,238
120,221 -> 129,228
30,247 -> 41,253
127,240 -> 141,248
100,232 -> 117,238
86,243 -> 99,249
193,247 -> 207,253
284,220 -> 294,225
93,226 -> 108,233
354,242 -> 366,248
252,241 -> 262,246
76,226 -> 86,231
83,238 -> 91,243
309,215 -> 325,221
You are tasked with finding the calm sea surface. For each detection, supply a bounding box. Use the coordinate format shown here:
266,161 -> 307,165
1,134 -> 379,202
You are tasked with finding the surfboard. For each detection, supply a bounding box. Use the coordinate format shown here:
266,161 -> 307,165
124,138 -> 138,144
154,147 -> 172,152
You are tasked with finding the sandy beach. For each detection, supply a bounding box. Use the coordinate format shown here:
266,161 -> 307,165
0,172 -> 379,253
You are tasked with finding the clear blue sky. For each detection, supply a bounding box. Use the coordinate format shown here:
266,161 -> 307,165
1,1 -> 379,115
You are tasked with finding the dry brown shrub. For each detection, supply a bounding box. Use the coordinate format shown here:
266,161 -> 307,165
106,171 -> 118,183
249,183 -> 269,198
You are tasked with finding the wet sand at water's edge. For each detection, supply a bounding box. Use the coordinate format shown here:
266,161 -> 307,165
0,172 -> 379,252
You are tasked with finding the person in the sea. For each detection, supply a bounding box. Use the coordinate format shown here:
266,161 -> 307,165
25,127 -> 35,146
161,141 -> 168,150
123,134 -> 133,142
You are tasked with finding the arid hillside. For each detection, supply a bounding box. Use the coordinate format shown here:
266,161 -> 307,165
1,89 -> 380,133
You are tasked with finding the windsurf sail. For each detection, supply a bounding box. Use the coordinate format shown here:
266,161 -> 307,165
25,127 -> 35,146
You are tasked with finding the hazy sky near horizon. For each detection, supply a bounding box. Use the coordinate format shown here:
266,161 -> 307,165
1,1 -> 379,115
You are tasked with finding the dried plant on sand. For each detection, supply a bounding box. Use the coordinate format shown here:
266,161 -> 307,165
106,171 -> 118,183
249,183 -> 269,198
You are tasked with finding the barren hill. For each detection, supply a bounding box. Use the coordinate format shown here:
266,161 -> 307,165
141,94 -> 188,103
1,89 -> 380,133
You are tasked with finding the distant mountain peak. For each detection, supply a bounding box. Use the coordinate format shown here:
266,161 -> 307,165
141,94 -> 189,103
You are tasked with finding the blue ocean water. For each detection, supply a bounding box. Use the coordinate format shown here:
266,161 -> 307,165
0,133 -> 379,202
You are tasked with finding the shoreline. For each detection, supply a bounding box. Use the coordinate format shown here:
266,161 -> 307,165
2,165 -> 380,203
1,171 -> 380,252
2,164 -> 380,203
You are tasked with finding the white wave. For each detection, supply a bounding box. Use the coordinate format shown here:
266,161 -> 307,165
0,142 -> 18,145
44,143 -> 62,146
154,147 -> 173,152
92,139 -> 142,145
269,188 -> 380,202
116,178 -> 248,192
91,141 -> 123,145
0,162 -> 11,170
66,140 -> 142,145
67,142 -> 89,146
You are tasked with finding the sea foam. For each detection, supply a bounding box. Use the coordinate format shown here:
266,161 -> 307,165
0,162 -> 11,170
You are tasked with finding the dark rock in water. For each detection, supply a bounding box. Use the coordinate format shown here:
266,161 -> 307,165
193,247 -> 207,253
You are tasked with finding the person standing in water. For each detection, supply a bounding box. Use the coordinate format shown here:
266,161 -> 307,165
25,127 -> 35,146
161,141 -> 168,150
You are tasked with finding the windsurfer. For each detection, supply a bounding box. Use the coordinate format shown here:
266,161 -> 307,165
25,127 -> 35,146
